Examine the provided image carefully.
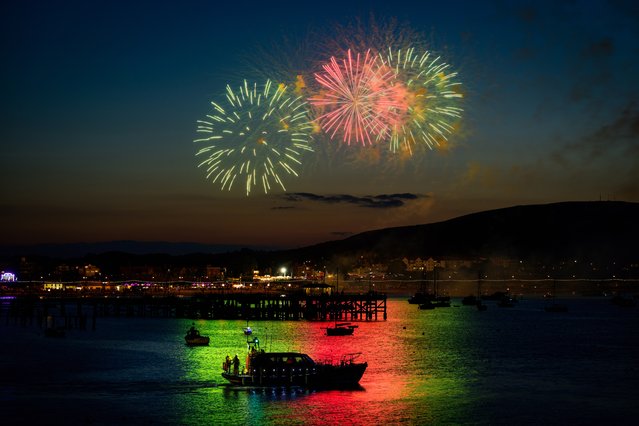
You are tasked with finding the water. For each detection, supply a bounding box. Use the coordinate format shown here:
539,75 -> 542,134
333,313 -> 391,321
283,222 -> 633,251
1,298 -> 638,425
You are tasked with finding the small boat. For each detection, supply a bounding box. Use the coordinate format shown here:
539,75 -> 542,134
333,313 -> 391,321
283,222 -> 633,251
433,296 -> 451,308
325,322 -> 358,336
408,292 -> 430,304
418,296 -> 450,310
244,320 -> 253,336
431,268 -> 450,308
417,269 -> 450,310
418,301 -> 435,310
185,324 -> 210,346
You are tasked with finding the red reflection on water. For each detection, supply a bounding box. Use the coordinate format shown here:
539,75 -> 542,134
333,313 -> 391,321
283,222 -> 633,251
276,319 -> 416,423
214,301 -> 470,424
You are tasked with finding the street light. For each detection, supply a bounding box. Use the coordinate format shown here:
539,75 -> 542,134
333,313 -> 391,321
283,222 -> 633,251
280,267 -> 287,278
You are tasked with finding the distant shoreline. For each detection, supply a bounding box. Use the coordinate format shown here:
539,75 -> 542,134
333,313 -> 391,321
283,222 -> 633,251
3,277 -> 638,298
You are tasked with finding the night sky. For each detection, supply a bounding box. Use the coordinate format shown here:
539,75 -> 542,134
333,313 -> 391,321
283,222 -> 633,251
2,0 -> 638,249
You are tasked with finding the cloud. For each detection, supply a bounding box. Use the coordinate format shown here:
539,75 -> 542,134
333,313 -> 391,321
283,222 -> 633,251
557,101 -> 639,162
560,102 -> 639,199
281,192 -> 424,209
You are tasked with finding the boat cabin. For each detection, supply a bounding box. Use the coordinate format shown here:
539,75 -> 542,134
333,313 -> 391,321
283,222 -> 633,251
248,352 -> 316,370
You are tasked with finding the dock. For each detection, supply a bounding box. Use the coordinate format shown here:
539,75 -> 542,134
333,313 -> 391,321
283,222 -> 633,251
2,291 -> 387,326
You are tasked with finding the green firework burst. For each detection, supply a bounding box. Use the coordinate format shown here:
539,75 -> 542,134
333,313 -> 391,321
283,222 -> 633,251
195,79 -> 314,196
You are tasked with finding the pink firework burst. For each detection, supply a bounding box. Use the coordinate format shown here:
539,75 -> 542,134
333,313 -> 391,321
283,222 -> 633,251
310,49 -> 407,146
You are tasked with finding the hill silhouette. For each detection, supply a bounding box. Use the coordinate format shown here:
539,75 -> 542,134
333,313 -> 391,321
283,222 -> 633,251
2,201 -> 637,273
277,200 -> 638,264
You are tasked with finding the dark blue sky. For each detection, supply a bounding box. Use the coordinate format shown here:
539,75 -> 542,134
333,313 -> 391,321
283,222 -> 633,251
2,0 -> 638,248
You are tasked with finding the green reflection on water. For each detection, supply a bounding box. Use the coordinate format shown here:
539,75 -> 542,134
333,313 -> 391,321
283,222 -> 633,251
175,301 -> 481,425
398,302 -> 479,424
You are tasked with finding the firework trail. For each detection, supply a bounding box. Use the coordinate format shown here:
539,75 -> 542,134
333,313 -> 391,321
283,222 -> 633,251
379,46 -> 464,154
309,49 -> 407,146
194,80 -> 314,196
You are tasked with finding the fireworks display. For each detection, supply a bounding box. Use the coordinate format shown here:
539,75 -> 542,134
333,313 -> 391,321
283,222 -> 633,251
379,46 -> 464,154
194,22 -> 465,195
309,49 -> 404,146
194,79 -> 314,196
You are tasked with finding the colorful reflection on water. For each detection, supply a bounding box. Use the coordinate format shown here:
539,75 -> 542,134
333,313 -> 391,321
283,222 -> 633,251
2,298 -> 639,425
176,301 -> 477,425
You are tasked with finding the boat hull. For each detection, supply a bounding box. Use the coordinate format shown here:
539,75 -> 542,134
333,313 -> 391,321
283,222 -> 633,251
221,363 -> 367,388
326,328 -> 354,336
185,336 -> 210,346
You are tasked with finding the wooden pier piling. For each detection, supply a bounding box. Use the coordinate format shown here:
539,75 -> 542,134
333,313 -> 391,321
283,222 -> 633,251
2,291 -> 387,323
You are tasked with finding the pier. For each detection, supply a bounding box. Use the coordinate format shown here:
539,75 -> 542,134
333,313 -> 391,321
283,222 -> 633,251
2,291 -> 387,327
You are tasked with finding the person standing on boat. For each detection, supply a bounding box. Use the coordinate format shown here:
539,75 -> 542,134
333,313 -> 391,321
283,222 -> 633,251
224,354 -> 231,372
233,354 -> 240,375
188,323 -> 198,337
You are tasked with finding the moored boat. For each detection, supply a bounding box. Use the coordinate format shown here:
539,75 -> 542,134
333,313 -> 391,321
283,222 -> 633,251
185,324 -> 210,346
408,292 -> 430,304
433,296 -> 451,308
418,296 -> 450,310
243,319 -> 253,336
418,300 -> 435,310
325,322 -> 358,336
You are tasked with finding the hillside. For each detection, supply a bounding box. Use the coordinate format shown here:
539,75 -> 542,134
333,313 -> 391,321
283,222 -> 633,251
280,201 -> 639,264
2,201 -> 637,271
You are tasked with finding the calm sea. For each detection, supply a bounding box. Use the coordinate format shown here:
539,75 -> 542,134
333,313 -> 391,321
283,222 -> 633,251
1,297 -> 638,425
